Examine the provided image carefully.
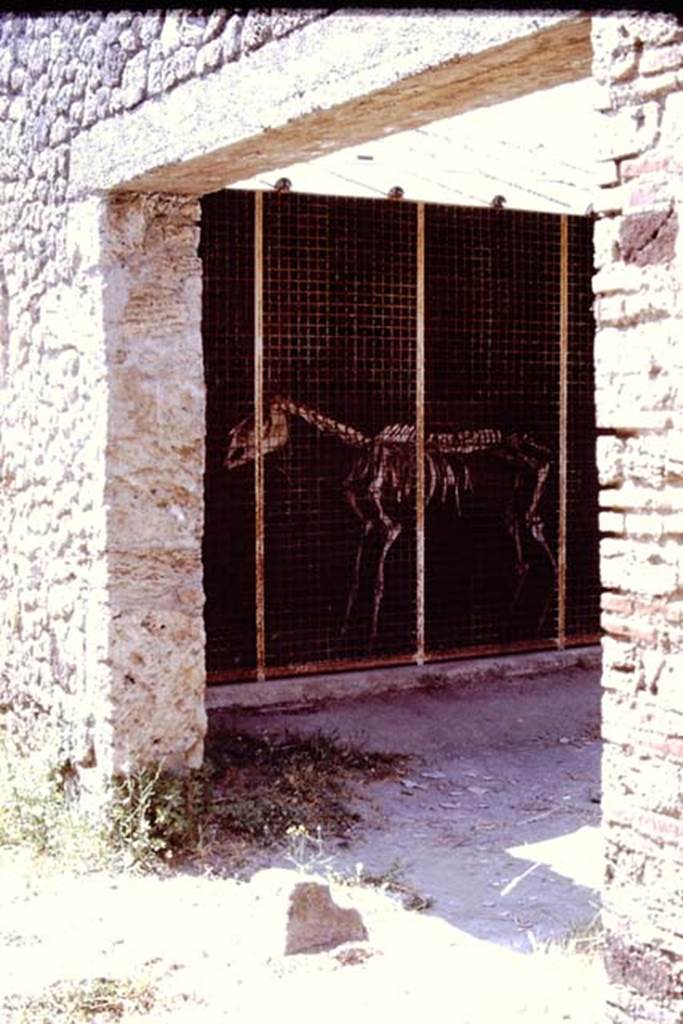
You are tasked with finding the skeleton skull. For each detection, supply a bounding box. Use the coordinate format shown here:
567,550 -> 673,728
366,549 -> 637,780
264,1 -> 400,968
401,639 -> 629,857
223,401 -> 290,469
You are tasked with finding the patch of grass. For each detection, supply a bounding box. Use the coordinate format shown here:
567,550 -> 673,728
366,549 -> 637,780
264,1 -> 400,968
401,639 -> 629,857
0,721 -> 211,870
0,722 -> 102,864
279,823 -> 434,913
2,975 -> 156,1023
352,857 -> 435,912
1,717 -> 405,870
108,728 -> 405,867
532,913 -> 604,958
523,915 -> 606,1024
205,727 -> 405,848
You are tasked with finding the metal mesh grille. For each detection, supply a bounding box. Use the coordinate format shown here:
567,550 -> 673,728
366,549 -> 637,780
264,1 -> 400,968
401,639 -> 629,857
424,206 -> 561,656
262,194 -> 417,673
201,190 -> 598,683
200,191 -> 256,678
566,216 -> 599,641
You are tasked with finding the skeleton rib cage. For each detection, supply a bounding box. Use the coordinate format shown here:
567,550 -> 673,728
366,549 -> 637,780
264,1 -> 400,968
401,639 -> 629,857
225,395 -> 556,645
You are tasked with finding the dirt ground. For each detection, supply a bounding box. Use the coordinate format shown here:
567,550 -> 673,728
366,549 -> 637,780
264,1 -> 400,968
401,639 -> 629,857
1,652 -> 605,1023
214,653 -> 603,952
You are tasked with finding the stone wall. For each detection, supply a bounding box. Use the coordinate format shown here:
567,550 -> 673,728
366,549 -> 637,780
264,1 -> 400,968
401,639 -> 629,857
0,6 -> 588,779
0,9 -> 328,781
592,12 -> 683,1023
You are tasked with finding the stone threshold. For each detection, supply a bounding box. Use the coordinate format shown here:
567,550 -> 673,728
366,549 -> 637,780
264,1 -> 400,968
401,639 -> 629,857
206,644 -> 602,710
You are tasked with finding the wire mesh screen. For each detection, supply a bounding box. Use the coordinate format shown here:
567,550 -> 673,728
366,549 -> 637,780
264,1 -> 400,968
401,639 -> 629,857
262,194 -> 417,673
201,191 -> 256,678
424,207 -> 561,655
201,190 -> 598,683
566,216 -> 599,640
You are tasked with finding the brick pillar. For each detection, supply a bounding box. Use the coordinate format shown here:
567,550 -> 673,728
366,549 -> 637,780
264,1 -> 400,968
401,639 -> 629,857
592,13 -> 683,1023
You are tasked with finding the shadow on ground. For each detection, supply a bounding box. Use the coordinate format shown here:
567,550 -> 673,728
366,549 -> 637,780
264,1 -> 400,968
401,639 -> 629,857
210,657 -> 602,952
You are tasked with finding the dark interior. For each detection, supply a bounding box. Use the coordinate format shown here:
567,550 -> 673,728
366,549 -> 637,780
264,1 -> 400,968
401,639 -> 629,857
200,190 -> 598,683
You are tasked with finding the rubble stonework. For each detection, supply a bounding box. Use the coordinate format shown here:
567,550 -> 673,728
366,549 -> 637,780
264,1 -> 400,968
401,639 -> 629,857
592,12 -> 683,1024
0,10 -> 329,781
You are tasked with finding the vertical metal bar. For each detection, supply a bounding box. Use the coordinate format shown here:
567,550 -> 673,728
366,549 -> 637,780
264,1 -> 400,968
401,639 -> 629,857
558,215 -> 569,649
254,191 -> 266,680
416,202 -> 426,665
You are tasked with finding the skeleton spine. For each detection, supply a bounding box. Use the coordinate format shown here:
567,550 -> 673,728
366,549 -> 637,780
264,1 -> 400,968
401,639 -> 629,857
272,396 -> 369,448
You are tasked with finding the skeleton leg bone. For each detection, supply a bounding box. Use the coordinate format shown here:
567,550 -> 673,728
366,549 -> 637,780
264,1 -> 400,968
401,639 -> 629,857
370,517 -> 402,649
504,475 -> 531,621
365,471 -> 403,648
342,514 -> 374,637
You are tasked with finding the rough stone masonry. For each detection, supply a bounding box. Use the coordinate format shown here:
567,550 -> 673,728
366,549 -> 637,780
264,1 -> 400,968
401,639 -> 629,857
592,12 -> 683,1024
0,10 -> 682,1024
0,10 -> 329,782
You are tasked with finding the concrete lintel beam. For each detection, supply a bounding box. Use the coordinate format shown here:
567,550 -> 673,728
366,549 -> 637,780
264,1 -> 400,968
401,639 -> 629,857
69,11 -> 592,198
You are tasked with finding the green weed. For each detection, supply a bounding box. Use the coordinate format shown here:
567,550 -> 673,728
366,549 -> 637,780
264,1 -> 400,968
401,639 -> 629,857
205,727 -> 405,847
352,857 -> 435,911
1,720 -> 404,870
0,722 -> 102,863
0,720 -> 212,870
107,763 -> 213,870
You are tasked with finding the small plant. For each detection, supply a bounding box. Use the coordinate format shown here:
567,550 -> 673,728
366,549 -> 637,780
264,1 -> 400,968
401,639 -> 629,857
353,857 -> 434,912
2,975 -> 157,1023
0,716 -> 214,870
106,763 -> 212,869
283,823 -> 336,875
0,720 -> 104,863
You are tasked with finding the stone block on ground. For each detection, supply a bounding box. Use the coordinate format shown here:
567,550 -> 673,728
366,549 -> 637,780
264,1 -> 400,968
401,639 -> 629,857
249,868 -> 369,956
285,879 -> 369,955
